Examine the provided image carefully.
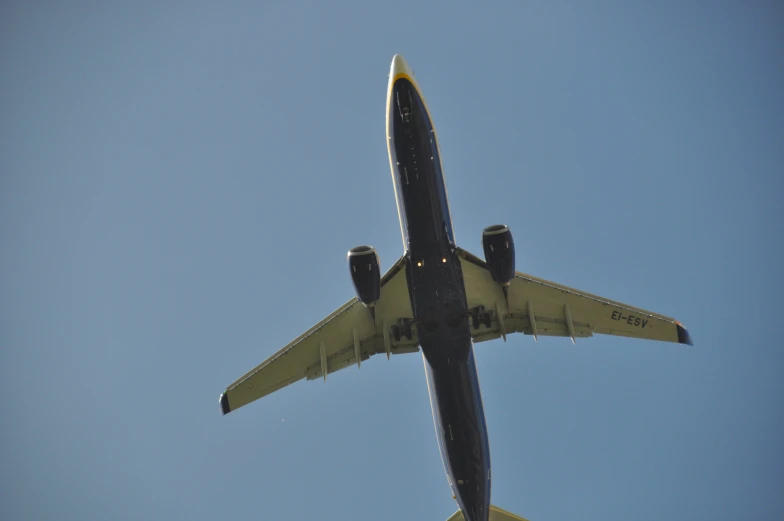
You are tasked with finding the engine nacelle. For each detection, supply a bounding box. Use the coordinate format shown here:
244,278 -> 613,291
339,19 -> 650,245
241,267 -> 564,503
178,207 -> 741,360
482,224 -> 515,285
347,245 -> 381,306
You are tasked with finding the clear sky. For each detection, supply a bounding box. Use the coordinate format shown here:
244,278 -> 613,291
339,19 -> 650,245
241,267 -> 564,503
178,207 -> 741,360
2,2 -> 782,520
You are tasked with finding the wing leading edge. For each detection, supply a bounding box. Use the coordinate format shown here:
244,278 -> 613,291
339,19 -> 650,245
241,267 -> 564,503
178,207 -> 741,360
219,255 -> 418,415
456,247 -> 693,346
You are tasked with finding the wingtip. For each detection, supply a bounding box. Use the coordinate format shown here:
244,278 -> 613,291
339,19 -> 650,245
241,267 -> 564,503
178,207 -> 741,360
219,392 -> 231,415
676,322 -> 693,346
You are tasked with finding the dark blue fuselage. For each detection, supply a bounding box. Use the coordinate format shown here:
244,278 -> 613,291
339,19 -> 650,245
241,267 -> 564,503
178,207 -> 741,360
387,76 -> 491,521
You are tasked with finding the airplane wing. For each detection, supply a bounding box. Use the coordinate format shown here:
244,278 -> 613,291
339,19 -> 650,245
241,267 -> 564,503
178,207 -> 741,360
220,255 -> 418,415
456,247 -> 693,346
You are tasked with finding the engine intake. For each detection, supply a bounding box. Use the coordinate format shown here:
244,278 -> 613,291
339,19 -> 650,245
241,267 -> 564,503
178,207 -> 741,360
348,245 -> 381,306
482,224 -> 515,285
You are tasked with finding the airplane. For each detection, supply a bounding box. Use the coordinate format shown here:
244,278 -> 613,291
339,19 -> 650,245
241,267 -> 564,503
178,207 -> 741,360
218,54 -> 693,521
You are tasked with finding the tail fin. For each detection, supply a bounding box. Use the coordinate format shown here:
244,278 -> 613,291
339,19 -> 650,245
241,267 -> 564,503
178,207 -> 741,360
446,505 -> 530,521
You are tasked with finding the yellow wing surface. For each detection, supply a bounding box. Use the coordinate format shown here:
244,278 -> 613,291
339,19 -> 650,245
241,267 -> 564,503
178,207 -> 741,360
219,255 -> 418,415
457,248 -> 693,346
220,248 -> 693,414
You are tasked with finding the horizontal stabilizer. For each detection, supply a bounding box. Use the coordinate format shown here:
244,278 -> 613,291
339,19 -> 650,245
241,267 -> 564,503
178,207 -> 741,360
446,505 -> 530,521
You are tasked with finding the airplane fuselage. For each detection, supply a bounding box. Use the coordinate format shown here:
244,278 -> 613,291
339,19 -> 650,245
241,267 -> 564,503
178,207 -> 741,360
387,59 -> 491,521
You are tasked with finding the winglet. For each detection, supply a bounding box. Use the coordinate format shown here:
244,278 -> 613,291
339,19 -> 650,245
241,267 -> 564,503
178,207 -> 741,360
219,392 -> 231,415
676,322 -> 693,346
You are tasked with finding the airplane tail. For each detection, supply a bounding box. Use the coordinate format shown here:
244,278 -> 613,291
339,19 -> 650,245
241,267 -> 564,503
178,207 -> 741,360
446,505 -> 530,521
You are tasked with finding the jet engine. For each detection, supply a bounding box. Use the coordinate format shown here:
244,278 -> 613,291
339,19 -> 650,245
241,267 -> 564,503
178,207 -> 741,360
347,245 -> 381,306
482,224 -> 515,286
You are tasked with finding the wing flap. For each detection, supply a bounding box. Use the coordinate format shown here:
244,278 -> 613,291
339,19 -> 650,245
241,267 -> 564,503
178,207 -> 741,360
305,333 -> 420,381
471,315 -> 594,343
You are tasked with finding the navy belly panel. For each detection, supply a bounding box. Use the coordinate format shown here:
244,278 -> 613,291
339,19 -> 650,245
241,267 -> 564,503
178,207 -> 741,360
388,76 -> 492,521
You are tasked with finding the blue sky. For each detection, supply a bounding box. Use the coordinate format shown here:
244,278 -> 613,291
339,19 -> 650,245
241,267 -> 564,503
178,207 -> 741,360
2,2 -> 782,520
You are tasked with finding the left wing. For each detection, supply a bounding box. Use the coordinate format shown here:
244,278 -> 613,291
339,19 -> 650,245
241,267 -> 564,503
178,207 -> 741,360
456,247 -> 693,346
220,255 -> 418,415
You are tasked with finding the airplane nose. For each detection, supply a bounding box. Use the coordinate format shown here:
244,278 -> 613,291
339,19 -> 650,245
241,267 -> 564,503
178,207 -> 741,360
390,54 -> 414,79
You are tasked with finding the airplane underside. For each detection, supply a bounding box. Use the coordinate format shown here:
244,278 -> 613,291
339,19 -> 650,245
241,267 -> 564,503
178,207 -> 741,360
218,54 -> 694,521
388,64 -> 491,520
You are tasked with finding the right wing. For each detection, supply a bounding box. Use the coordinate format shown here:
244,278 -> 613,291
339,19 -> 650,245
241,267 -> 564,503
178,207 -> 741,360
219,255 -> 418,415
457,247 -> 693,346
